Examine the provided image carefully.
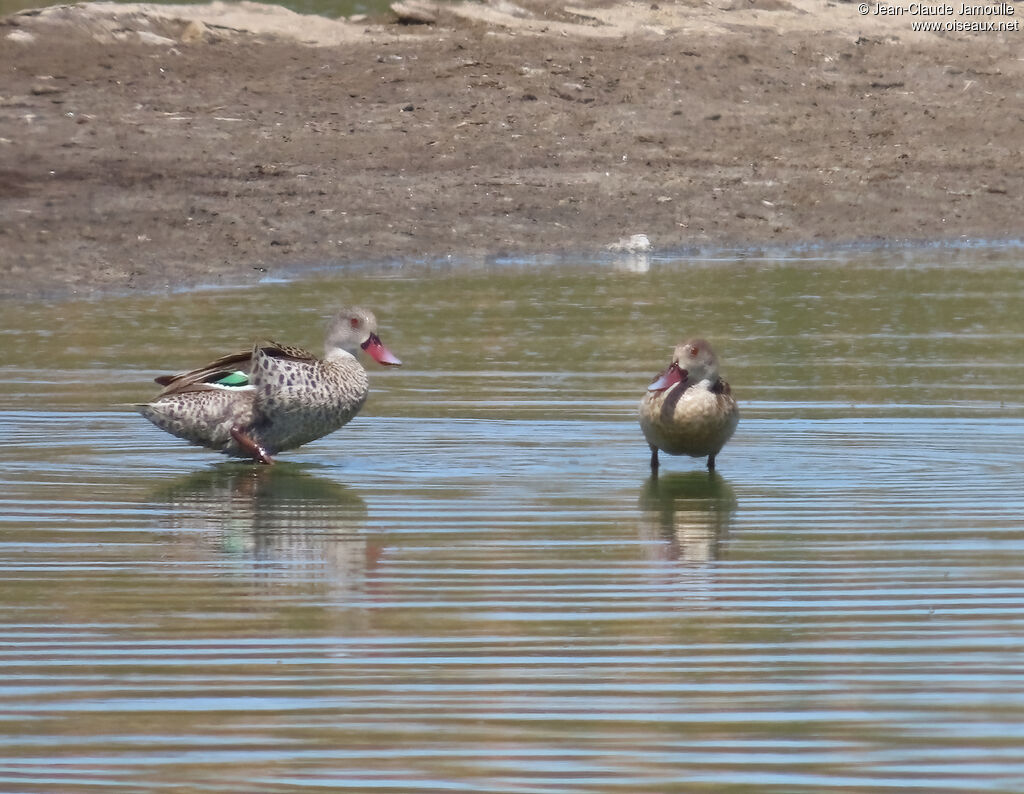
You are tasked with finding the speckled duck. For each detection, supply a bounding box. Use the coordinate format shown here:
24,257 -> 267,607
138,306 -> 401,464
638,338 -> 739,473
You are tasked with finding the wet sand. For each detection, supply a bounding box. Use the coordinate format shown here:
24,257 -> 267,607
1,0 -> 1022,298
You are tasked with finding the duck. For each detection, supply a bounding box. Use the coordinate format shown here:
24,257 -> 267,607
138,306 -> 401,464
638,338 -> 739,474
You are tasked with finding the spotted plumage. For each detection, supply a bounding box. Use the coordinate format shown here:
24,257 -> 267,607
138,306 -> 401,463
639,338 -> 739,473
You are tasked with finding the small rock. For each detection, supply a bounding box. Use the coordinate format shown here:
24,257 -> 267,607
607,233 -> 652,253
6,29 -> 35,44
392,0 -> 438,24
180,20 -> 207,44
134,30 -> 177,46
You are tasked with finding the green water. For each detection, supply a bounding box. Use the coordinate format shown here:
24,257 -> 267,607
2,247 -> 1024,792
3,247 -> 1022,414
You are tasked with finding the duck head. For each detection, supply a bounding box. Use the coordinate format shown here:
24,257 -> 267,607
648,338 -> 720,392
326,307 -> 402,366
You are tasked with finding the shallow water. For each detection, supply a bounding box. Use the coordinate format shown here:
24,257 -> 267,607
2,247 -> 1024,792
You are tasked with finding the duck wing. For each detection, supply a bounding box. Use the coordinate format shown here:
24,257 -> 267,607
252,341 -> 319,365
153,341 -> 320,398
153,349 -> 254,396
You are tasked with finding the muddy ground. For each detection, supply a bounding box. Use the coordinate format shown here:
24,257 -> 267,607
1,0 -> 1022,299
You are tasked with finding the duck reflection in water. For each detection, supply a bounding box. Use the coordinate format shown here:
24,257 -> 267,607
153,464 -> 380,588
638,471 -> 737,563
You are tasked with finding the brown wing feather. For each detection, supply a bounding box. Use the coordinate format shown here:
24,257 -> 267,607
154,350 -> 253,396
152,342 -> 319,397
258,341 -> 319,363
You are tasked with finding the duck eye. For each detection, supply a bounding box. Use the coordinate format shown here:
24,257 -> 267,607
349,317 -> 360,330
688,345 -> 699,356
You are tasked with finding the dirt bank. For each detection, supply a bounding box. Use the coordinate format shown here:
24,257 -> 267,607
1,0 -> 1022,298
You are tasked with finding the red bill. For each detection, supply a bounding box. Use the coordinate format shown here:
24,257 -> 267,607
647,362 -> 685,392
361,333 -> 402,366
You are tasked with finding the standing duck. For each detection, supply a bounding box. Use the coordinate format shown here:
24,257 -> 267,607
138,306 -> 401,464
639,338 -> 739,474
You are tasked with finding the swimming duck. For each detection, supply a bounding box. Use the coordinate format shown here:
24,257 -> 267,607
638,338 -> 738,473
138,306 -> 401,464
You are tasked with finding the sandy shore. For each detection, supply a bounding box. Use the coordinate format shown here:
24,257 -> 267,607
1,0 -> 1022,298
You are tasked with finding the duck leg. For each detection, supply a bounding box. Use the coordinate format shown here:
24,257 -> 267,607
230,426 -> 275,465
649,444 -> 660,476
707,454 -> 716,472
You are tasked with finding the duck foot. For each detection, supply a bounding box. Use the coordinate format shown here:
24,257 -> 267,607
231,426 -> 275,465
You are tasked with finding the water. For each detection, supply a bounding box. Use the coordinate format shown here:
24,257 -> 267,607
2,247 -> 1024,792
